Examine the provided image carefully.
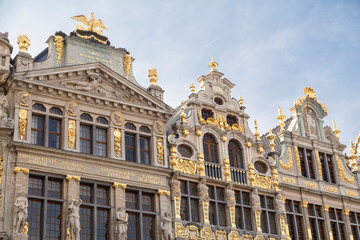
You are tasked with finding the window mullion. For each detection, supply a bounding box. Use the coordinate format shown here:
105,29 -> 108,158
136,134 -> 140,164
44,115 -> 49,147
303,149 -> 310,178
93,184 -> 97,240
42,177 -> 48,240
92,125 -> 96,155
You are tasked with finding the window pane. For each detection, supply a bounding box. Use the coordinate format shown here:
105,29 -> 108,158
31,115 -> 44,145
180,197 -> 189,221
216,188 -> 224,201
80,184 -> 92,203
28,199 -> 42,240
218,204 -> 226,226
80,207 -> 92,240
189,183 -> 197,196
80,125 -> 92,154
97,187 -> 109,206
140,137 -> 150,165
143,215 -> 154,240
235,206 -> 243,229
269,212 -> 277,234
48,179 -> 62,199
180,181 -> 188,195
190,199 -> 199,222
29,176 -> 44,196
125,134 -> 135,162
46,202 -> 61,240
80,113 -> 93,121
95,128 -> 107,157
48,119 -> 61,148
97,209 -> 109,240
261,212 -> 268,233
142,194 -> 153,212
126,191 -> 138,209
49,107 -> 62,115
209,202 -> 216,225
244,208 -> 252,230
127,213 -> 138,240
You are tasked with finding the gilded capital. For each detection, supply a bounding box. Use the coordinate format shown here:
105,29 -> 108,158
13,167 -> 29,174
65,175 -> 81,182
344,209 -> 350,215
157,190 -> 170,197
324,205 -> 329,211
113,182 -> 127,190
302,201 -> 308,207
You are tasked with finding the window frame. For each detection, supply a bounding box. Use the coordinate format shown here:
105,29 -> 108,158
260,195 -> 277,234
180,180 -> 199,223
298,147 -> 316,179
308,204 -> 326,240
234,190 -> 252,230
350,211 -> 360,240
208,185 -> 227,227
228,139 -> 244,169
329,208 -> 346,240
31,114 -> 45,146
319,152 -> 336,184
285,200 -> 305,240
203,134 -> 219,163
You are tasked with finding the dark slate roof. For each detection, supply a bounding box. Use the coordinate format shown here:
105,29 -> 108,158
34,47 -> 49,62
260,117 -> 293,155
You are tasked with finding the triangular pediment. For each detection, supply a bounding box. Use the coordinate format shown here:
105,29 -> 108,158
18,62 -> 173,112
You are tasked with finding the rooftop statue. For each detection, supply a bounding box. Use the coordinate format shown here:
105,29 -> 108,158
71,12 -> 107,35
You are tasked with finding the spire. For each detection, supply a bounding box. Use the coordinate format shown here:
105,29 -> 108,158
276,105 -> 286,130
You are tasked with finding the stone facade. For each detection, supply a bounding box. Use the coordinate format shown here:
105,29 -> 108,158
0,17 -> 359,240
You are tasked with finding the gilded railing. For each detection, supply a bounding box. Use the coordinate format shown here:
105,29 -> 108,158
205,162 -> 222,180
230,168 -> 247,185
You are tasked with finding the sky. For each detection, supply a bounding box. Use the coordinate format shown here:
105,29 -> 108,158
1,0 -> 359,152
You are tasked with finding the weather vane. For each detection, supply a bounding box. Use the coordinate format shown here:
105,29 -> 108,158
71,12 -> 107,35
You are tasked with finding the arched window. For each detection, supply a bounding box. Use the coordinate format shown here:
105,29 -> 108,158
228,140 -> 244,169
32,103 -> 46,112
80,113 -> 93,122
125,122 -> 136,130
96,117 -> 108,125
49,107 -> 63,115
140,126 -> 151,133
203,134 -> 218,163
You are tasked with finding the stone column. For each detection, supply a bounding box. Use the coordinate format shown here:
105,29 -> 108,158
323,205 -> 333,240
301,201 -> 312,240
344,209 -> 354,240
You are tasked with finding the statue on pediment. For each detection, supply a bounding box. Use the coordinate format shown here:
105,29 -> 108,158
0,95 -> 9,121
62,73 -> 102,92
304,107 -> 318,138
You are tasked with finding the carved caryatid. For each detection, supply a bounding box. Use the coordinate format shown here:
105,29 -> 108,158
116,207 -> 128,240
225,183 -> 236,227
275,193 -> 286,236
198,178 -> 210,223
66,198 -> 82,240
14,191 -> 28,233
170,172 -> 181,219
251,188 -> 262,232
0,95 -> 9,121
161,212 -> 174,240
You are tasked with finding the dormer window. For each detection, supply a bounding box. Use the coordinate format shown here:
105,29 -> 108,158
226,115 -> 238,126
201,109 -> 213,121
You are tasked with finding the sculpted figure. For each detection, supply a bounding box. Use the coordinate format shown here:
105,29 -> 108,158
63,73 -> 102,92
275,193 -> 285,216
14,191 -> 28,233
161,211 -> 174,240
225,183 -> 236,208
66,198 -> 82,240
0,95 -> 9,121
170,172 -> 181,199
250,188 -> 261,212
116,207 -> 128,240
306,108 -> 317,138
157,138 -> 164,163
198,178 -> 209,204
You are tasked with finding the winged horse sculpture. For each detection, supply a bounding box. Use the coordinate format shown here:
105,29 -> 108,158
71,12 -> 107,35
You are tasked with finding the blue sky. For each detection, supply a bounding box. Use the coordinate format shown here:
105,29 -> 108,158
1,0 -> 359,151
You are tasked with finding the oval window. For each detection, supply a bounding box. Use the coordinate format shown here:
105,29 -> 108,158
254,161 -> 268,174
178,144 -> 193,158
214,97 -> 224,105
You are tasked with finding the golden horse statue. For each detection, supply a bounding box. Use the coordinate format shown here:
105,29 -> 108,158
71,12 -> 107,35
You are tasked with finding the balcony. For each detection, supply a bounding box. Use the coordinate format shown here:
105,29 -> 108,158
230,168 -> 247,185
205,162 -> 222,180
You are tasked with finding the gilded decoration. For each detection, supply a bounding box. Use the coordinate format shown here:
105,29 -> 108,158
272,168 -> 280,192
267,129 -> 276,152
253,174 -> 271,190
223,158 -> 231,181
276,105 -> 286,130
169,145 -> 178,169
111,111 -> 123,126
175,222 -> 185,238
248,164 -> 255,186
156,137 -> 164,164
295,146 -> 301,174
184,225 -> 200,239
282,177 -> 295,184
280,146 -> 293,170
0,157 -> 3,184
326,186 -> 338,193
346,190 -> 358,198
197,153 -> 205,177
336,154 -> 355,184
17,35 -> 30,52
123,53 -> 131,79
190,83 -> 195,93
304,182 -> 317,189
148,68 -> 158,85
215,230 -> 227,239
68,119 -> 76,149
13,167 -> 29,174
175,196 -> 181,219
114,128 -> 121,157
254,119 -> 261,141
200,227 -> 215,240
344,209 -> 350,215
54,35 -> 64,65
157,190 -> 170,197
17,91 -> 31,107
172,158 -> 197,175
65,175 -> 81,182
209,56 -> 218,70
324,205 -> 329,211
197,110 -> 243,133
316,151 -> 322,177
333,120 -> 341,140
18,109 -> 28,140
242,234 -> 253,240
65,102 -> 79,117
302,201 -> 308,207
294,87 -> 328,115
21,222 -> 28,234
153,120 -> 165,134
113,182 -> 126,189
71,12 -> 107,35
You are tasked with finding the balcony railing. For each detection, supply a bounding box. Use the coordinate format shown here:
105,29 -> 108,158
230,168 -> 247,185
205,162 -> 222,180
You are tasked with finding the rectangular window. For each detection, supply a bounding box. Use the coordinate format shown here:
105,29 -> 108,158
308,204 -> 326,240
31,115 -> 45,145
226,115 -> 237,126
201,109 -> 213,120
80,125 -> 92,154
95,128 -> 107,157
260,195 -> 276,234
234,191 -> 252,230
350,212 -> 360,240
329,208 -> 346,240
180,181 -> 199,222
319,152 -> 336,183
298,147 -> 316,179
125,134 -> 136,162
208,186 -> 226,226
285,200 -> 304,240
80,182 -> 110,240
28,175 -> 63,240
48,118 -> 61,148
140,136 -> 150,164
126,190 -> 156,240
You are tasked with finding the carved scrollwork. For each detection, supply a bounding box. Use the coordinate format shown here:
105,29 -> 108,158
172,158 -> 196,175
279,146 -> 293,170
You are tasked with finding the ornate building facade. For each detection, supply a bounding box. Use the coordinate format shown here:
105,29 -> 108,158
0,14 -> 359,240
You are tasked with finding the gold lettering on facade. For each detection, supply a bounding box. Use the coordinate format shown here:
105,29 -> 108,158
18,109 -> 27,140
68,119 -> 76,149
114,128 -> 121,157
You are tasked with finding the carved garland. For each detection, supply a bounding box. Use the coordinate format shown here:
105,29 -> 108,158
123,53 -> 131,79
197,110 -> 243,133
253,174 -> 272,190
54,35 -> 64,65
156,137 -> 164,165
68,119 -> 76,149
280,146 -> 293,170
114,128 -> 121,157
316,151 -> 322,177
295,146 -> 301,174
336,154 -> 355,184
18,109 -> 28,140
172,158 -> 197,175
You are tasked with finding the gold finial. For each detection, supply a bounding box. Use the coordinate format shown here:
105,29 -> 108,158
71,12 -> 107,35
209,56 -> 218,70
180,100 -> 187,123
267,129 -> 277,152
332,120 -> 341,140
190,83 -> 195,93
148,68 -> 158,85
276,105 -> 286,130
17,35 -> 30,53
254,119 -> 260,141
239,96 -> 244,107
